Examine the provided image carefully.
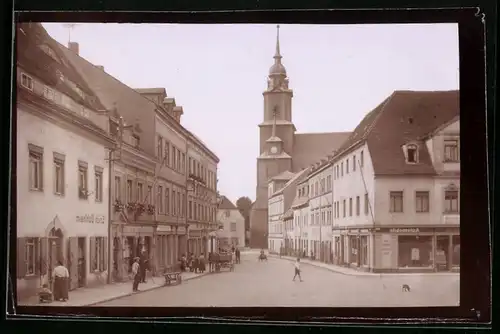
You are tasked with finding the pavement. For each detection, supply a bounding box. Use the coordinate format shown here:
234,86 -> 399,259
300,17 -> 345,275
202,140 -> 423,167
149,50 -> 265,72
95,253 -> 460,307
19,271 -> 208,307
263,252 -> 459,277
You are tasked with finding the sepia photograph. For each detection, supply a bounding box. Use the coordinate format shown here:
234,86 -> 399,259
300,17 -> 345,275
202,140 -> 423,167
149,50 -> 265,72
14,21 -> 463,310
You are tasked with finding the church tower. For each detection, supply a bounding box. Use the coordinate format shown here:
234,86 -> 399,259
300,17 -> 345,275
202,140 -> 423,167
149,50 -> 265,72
250,25 -> 296,249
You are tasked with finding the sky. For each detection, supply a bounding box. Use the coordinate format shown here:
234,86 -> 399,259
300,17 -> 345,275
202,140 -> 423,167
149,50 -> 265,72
43,23 -> 459,204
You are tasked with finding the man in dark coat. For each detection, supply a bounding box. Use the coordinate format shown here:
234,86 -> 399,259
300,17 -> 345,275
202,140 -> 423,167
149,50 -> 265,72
235,248 -> 241,264
139,250 -> 148,283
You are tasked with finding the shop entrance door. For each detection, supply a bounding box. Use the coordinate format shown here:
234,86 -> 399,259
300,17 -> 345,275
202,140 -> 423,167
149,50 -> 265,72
67,236 -> 79,291
77,237 -> 86,288
49,228 -> 64,285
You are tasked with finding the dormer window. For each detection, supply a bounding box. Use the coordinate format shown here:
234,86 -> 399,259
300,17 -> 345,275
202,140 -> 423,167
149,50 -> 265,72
403,143 -> 419,164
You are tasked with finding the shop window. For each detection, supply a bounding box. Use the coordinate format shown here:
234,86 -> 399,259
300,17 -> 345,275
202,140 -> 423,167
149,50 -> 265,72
91,237 -> 106,272
415,191 -> 430,212
397,235 -> 433,268
360,236 -> 368,266
389,191 -> 403,212
349,236 -> 358,264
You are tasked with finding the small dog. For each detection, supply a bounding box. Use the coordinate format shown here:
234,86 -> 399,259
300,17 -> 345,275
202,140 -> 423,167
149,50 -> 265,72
401,284 -> 411,292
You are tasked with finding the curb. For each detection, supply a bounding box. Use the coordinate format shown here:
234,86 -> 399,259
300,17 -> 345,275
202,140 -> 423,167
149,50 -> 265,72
269,255 -> 460,277
85,272 -> 210,306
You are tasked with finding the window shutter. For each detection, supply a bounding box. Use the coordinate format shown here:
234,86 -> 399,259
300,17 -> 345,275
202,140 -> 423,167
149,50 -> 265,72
90,237 -> 96,272
103,237 -> 108,272
40,237 -> 48,276
17,238 -> 26,278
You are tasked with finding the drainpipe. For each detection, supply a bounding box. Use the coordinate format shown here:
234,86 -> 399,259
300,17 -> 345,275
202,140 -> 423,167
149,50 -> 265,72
106,148 -> 114,284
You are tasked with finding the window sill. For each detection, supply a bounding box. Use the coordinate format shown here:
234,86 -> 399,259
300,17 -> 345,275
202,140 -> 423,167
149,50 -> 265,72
29,188 -> 44,193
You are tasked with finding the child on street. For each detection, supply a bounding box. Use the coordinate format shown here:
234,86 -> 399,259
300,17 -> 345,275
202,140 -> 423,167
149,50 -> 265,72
293,258 -> 303,282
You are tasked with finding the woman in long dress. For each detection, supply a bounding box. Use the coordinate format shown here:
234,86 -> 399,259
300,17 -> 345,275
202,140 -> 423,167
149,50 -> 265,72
52,261 -> 69,301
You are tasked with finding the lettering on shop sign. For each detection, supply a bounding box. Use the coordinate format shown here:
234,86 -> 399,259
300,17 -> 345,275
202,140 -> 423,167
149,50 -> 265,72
76,214 -> 105,224
390,228 -> 419,233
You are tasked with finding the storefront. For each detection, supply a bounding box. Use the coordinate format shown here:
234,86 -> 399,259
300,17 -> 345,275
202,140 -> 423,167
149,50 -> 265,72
333,226 -> 460,273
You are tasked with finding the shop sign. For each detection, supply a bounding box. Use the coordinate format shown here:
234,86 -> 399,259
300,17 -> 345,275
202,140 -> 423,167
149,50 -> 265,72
390,228 -> 419,233
125,226 -> 154,234
76,214 -> 105,224
156,225 -> 172,233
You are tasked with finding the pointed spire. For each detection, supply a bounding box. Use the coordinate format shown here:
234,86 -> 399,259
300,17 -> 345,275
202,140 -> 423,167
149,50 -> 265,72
274,25 -> 281,59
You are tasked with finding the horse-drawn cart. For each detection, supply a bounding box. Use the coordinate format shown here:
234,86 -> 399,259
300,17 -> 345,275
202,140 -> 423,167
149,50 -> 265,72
209,252 -> 234,272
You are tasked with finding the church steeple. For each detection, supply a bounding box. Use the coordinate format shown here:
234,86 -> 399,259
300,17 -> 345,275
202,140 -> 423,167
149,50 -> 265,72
269,25 -> 287,77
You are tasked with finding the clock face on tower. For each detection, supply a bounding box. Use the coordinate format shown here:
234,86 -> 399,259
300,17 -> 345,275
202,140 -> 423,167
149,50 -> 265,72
270,146 -> 278,154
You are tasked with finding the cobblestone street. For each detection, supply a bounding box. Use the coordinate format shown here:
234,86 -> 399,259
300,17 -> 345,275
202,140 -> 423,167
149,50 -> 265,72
96,252 -> 460,307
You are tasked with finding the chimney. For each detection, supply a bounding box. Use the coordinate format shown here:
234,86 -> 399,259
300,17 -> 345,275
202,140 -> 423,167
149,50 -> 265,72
68,42 -> 79,55
162,97 -> 176,114
172,106 -> 184,123
96,65 -> 105,71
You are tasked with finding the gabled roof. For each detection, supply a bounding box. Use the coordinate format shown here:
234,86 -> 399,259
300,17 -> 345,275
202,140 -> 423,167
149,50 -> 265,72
332,90 -> 459,175
271,168 -> 310,197
218,196 -> 238,210
16,23 -> 106,112
292,132 -> 350,171
134,88 -> 166,95
282,208 -> 294,221
291,196 -> 309,209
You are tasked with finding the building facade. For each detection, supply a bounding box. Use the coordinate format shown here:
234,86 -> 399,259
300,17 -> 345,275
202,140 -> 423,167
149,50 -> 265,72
331,90 -> 460,273
16,23 -> 115,300
250,26 -> 350,249
217,197 -> 246,249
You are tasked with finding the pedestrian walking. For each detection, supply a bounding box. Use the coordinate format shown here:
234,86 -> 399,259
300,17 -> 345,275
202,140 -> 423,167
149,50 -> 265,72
198,253 -> 206,273
52,261 -> 69,302
132,257 -> 141,292
139,250 -> 148,283
292,258 -> 303,282
235,248 -> 241,264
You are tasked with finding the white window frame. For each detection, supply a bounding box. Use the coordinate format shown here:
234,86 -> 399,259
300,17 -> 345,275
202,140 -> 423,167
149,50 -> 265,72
21,72 -> 34,91
95,171 -> 103,202
25,238 -> 36,276
54,156 -> 64,195
389,191 -> 404,213
29,148 -> 43,191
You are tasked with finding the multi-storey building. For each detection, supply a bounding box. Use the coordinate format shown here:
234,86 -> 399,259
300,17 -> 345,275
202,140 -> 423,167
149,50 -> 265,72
306,160 -> 334,262
331,90 -> 460,273
267,169 -> 310,254
289,178 -> 309,256
55,35 -> 219,278
16,23 -> 116,300
216,196 -> 246,249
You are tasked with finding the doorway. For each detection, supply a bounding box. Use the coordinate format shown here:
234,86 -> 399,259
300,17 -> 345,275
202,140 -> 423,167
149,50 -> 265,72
48,228 -> 63,281
77,237 -> 86,288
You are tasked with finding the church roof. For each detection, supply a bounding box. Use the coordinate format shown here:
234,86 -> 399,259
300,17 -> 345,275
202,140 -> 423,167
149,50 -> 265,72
270,170 -> 296,181
292,132 -> 351,171
218,196 -> 238,210
332,90 -> 459,175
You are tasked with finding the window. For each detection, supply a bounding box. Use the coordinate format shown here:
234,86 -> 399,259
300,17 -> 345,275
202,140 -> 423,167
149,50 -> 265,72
177,192 -> 181,217
25,238 -> 36,276
315,182 -> 318,196
353,155 -> 356,171
147,185 -> 152,205
320,179 -> 325,193
346,160 -> 349,174
177,150 -> 181,171
188,200 -> 193,219
181,153 -> 186,173
53,153 -> 64,195
230,222 -> 237,232
114,176 -> 121,201
360,150 -> 364,167
157,136 -> 163,160
415,191 -> 430,212
95,167 -> 103,202
343,200 -> 346,217
349,198 -> 353,216
390,191 -> 404,213
364,193 -> 369,215
43,86 -> 55,100
137,183 -> 143,203
91,237 -> 106,272
172,190 -> 177,216
181,193 -> 185,217
445,190 -> 459,213
172,147 -> 177,170
29,144 -> 43,191
356,196 -> 360,216
164,142 -> 170,167
21,73 -> 33,90
341,162 -> 344,176
157,186 -> 163,213
132,135 -> 140,148
127,180 -> 133,203
444,140 -> 459,162
165,188 -> 170,214
78,161 -> 88,199
225,210 -> 230,218
406,144 -> 418,163
327,175 -> 332,191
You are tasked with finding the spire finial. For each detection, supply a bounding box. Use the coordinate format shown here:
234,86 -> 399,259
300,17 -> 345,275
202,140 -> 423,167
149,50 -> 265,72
274,25 -> 281,59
